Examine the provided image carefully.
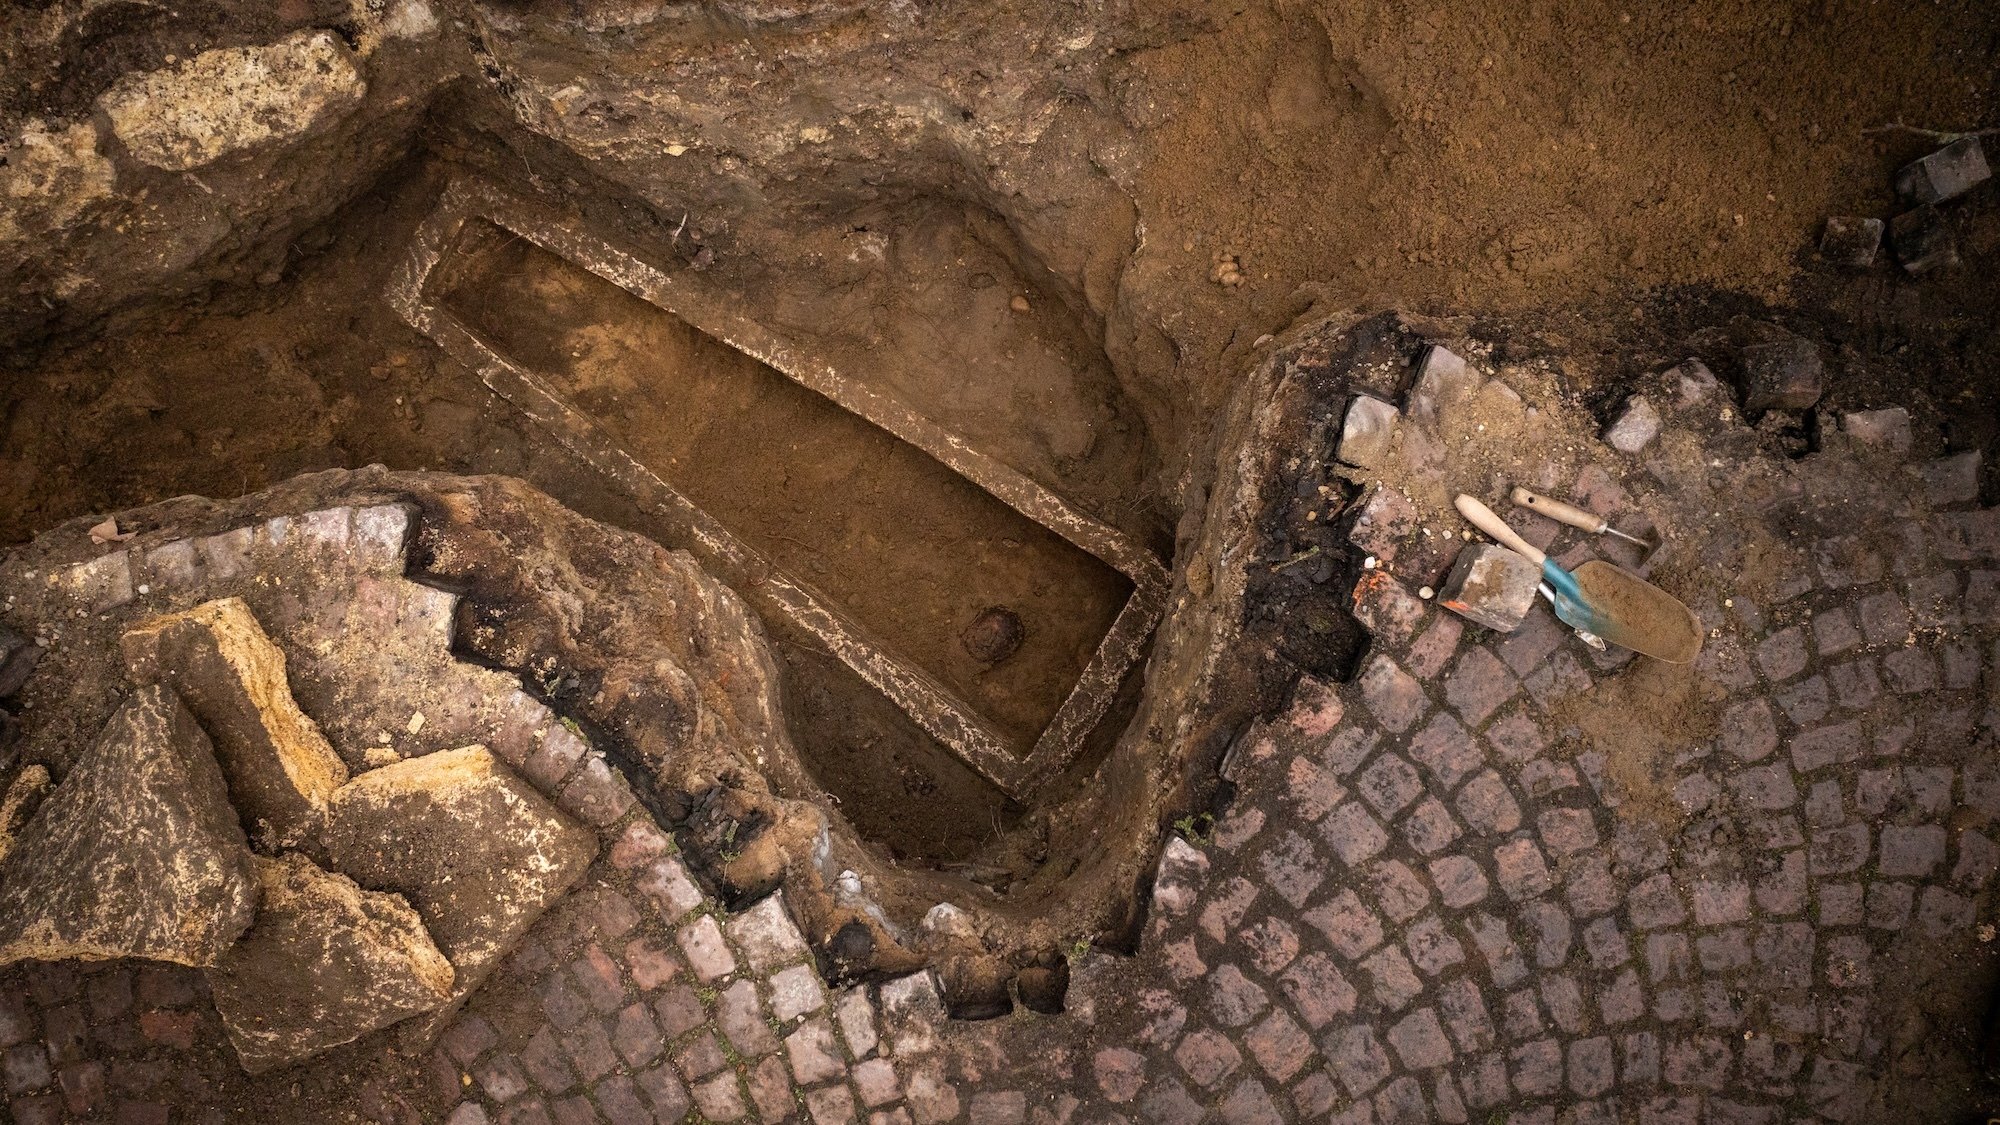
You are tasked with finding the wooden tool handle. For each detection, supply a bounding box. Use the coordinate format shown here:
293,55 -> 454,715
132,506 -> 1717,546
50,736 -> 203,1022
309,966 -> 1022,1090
1510,487 -> 1609,534
1454,494 -> 1546,566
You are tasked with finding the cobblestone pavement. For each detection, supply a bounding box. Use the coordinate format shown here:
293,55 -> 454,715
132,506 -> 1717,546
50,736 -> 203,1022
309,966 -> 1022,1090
4,410 -> 2000,1121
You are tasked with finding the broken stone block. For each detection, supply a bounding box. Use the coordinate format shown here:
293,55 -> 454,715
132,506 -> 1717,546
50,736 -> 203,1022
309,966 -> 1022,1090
1406,344 -> 1480,430
1891,205 -> 1959,274
0,685 -> 256,966
1604,396 -> 1661,454
123,598 -> 349,852
1841,408 -> 1912,454
323,746 -> 596,1042
1819,217 -> 1883,267
0,627 -> 41,697
207,853 -> 454,1074
1338,394 -> 1399,468
1737,325 -> 1824,413
1439,544 -> 1540,633
1894,136 -> 1990,206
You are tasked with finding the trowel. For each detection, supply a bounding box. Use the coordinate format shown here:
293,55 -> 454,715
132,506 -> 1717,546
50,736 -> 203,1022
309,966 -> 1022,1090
1454,494 -> 1703,664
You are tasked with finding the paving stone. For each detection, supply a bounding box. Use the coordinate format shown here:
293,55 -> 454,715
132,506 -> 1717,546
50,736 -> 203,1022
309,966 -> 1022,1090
1278,953 -> 1357,1029
1174,1026 -> 1241,1088
1627,874 -> 1687,930
1358,656 -> 1428,733
1320,803 -> 1390,867
1455,770 -> 1523,835
1464,912 -> 1529,988
0,686 -> 255,967
1324,1024 -> 1393,1097
1493,838 -> 1553,900
1207,965 -> 1271,1027
677,916 -> 737,982
206,853 -> 454,1072
635,857 -> 706,924
1510,1038 -> 1563,1097
1090,1049 -> 1144,1104
1754,628 -> 1807,682
1357,944 -> 1424,1011
1405,914 -> 1466,977
726,892 -> 813,974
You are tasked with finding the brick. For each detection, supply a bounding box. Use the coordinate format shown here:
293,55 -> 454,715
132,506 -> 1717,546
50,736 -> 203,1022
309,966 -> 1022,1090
1879,824 -> 1947,877
1600,969 -> 1646,1026
1444,648 -> 1520,726
571,944 -> 627,1013
563,1020 -> 619,1084
1091,1049 -> 1144,1104
625,938 -> 681,992
1811,609 -> 1861,656
1883,646 -> 1939,694
1730,764 -> 1798,810
768,964 -> 826,1023
1755,851 -> 1808,916
1244,1010 -> 1314,1082
1357,754 -> 1424,817
1866,883 -> 1914,930
474,1055 -> 531,1102
1483,709 -> 1545,764
1790,721 -> 1863,773
1827,659 -> 1880,711
726,893 -> 812,974
1535,807 -> 1597,856
557,757 -> 635,827
1255,830 -> 1325,908
691,1072 -> 749,1122
1519,901 -> 1571,967
677,916 -> 736,981
785,1019 -> 844,1086
715,981 -> 777,1058
1627,874 -> 1686,929
1775,675 -> 1829,724
1696,928 -> 1752,973
635,857 -> 705,923
1437,977 -> 1496,1052
1809,824 -> 1870,875
1692,879 -> 1751,926
520,1027 -> 575,1093
653,984 -> 708,1040
1464,912 -> 1529,987
1501,988 -> 1545,1040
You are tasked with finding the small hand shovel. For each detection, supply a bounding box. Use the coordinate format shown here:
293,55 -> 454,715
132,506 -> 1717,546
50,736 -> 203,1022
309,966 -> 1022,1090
1454,494 -> 1704,664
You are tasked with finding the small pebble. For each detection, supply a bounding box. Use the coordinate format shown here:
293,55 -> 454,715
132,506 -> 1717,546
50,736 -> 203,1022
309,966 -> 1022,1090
1418,586 -> 1435,600
1010,295 -> 1030,312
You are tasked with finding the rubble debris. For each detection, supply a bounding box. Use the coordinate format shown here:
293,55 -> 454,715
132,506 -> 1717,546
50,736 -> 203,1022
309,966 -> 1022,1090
0,765 -> 50,863
1337,394 -> 1400,468
1891,204 -> 1960,274
1603,395 -> 1661,454
1736,323 -> 1825,413
1894,136 -> 1991,205
1819,216 -> 1884,267
1209,252 -> 1244,287
0,626 -> 41,697
1438,543 -> 1540,632
123,598 -> 350,853
1667,358 -> 1722,411
959,607 -> 1025,665
1841,407 -> 1913,454
323,745 -> 596,1042
97,31 -> 367,172
0,685 -> 256,966
207,853 -> 454,1073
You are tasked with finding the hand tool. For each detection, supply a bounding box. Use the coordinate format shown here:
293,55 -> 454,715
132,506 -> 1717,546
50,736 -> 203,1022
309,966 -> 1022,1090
1455,494 -> 1703,664
1509,487 -> 1660,561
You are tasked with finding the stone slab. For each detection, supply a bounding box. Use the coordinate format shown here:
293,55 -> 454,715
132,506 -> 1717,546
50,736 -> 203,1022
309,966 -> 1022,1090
0,685 -> 256,966
323,746 -> 596,1043
123,597 -> 349,852
207,853 -> 455,1074
1819,217 -> 1883,268
1894,136 -> 1989,205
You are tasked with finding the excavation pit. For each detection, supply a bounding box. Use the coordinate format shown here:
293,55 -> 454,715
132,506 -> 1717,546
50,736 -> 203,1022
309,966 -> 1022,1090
394,183 -> 1169,858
